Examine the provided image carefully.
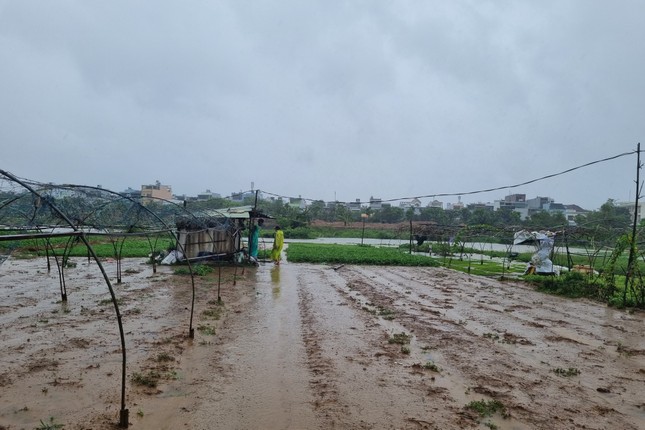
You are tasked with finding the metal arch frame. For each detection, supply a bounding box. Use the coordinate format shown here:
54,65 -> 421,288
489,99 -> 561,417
1,172 -> 258,427
0,203 -> 73,301
56,185 -> 208,338
0,170 -> 131,427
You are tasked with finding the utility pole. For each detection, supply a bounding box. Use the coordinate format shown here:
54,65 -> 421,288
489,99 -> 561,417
624,143 -> 642,306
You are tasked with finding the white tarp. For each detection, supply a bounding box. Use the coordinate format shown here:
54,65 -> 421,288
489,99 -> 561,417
513,230 -> 556,274
161,250 -> 184,265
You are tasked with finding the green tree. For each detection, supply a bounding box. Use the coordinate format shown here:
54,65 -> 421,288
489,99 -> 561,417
469,209 -> 494,225
495,207 -> 522,226
585,199 -> 631,230
376,206 -> 404,223
405,207 -> 416,222
525,210 -> 567,229
419,207 -> 450,225
575,199 -> 631,246
308,200 -> 326,221
336,205 -> 353,226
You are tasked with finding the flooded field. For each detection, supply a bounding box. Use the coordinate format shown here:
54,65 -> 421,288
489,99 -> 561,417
0,256 -> 643,429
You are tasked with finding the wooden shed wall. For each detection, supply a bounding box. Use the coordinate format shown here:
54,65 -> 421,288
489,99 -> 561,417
177,228 -> 239,259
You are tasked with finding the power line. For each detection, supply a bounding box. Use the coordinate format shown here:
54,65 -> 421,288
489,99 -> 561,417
261,150 -> 637,205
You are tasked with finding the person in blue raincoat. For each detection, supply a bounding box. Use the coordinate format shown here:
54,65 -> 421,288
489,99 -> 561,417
249,218 -> 264,263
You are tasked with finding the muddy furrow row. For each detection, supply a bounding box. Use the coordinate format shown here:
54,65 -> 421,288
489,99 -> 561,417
333,265 -> 644,430
297,265 -> 478,430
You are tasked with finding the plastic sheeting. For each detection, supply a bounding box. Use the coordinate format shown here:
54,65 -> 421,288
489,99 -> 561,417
161,250 -> 184,265
513,230 -> 556,274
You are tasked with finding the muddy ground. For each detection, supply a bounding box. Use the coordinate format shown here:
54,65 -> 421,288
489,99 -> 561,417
0,255 -> 643,430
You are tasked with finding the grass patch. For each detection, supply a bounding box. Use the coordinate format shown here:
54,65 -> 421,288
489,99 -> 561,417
36,417 -> 64,429
526,271 -> 597,298
483,332 -> 500,341
286,243 -> 440,266
156,352 -> 174,362
174,264 -> 213,276
97,297 -> 124,306
3,236 -> 176,259
197,324 -> 216,336
553,367 -> 580,377
423,361 -> 440,372
443,258 -> 526,277
465,399 -> 508,418
202,307 -> 223,320
377,306 -> 396,320
388,332 -> 412,345
131,371 -> 161,388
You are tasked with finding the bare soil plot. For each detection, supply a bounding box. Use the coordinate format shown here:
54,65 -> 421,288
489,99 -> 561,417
0,257 -> 643,429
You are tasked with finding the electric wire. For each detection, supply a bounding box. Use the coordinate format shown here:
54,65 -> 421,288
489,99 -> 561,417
261,150 -> 637,206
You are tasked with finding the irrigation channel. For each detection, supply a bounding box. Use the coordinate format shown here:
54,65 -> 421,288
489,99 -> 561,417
0,249 -> 643,429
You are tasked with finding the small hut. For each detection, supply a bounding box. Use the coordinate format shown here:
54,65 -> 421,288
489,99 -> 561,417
175,206 -> 269,261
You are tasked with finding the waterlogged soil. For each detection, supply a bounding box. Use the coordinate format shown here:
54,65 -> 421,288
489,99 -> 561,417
0,256 -> 644,430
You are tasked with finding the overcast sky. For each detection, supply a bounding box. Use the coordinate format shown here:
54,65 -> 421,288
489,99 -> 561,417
1,1 -> 644,210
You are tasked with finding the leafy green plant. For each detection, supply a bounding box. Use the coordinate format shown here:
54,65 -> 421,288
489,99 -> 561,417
131,371 -> 161,388
98,297 -> 124,306
422,361 -> 440,372
197,324 -> 216,335
465,399 -> 508,418
388,332 -> 412,345
483,332 -> 500,341
173,264 -> 213,276
526,271 -> 597,298
156,352 -> 174,362
36,417 -> 64,429
377,306 -> 396,320
553,367 -> 580,377
286,243 -> 440,266
202,307 -> 222,320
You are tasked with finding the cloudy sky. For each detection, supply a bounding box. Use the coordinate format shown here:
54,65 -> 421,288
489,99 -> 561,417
1,1 -> 643,210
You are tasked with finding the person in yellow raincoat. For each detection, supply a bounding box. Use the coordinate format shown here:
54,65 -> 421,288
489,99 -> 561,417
271,225 -> 284,265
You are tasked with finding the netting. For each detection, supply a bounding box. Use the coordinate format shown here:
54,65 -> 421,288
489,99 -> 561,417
0,170 -> 254,428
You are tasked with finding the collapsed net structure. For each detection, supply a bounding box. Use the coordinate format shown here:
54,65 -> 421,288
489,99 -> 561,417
0,170 -> 252,427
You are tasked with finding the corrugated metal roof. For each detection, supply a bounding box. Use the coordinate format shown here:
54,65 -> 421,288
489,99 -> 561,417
201,206 -> 272,219
203,205 -> 254,219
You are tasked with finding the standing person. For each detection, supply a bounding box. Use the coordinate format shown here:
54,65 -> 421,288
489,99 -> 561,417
271,225 -> 284,265
249,218 -> 264,264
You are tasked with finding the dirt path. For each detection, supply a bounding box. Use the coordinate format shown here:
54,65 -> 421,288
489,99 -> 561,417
0,257 -> 643,429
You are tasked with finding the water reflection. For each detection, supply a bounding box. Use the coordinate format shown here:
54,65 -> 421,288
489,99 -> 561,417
271,266 -> 281,298
285,237 -> 570,253
271,266 -> 281,283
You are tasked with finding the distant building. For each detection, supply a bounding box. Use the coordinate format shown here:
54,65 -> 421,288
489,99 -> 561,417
289,195 -> 306,210
564,204 -> 589,225
492,194 -> 529,220
428,199 -> 443,209
326,201 -> 340,210
527,196 -> 552,211
120,187 -> 141,199
141,181 -> 172,202
506,194 -> 526,203
230,191 -> 257,202
618,201 -> 645,224
369,196 -> 382,211
447,196 -> 465,211
348,199 -> 362,212
466,202 -> 494,211
197,189 -> 222,201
